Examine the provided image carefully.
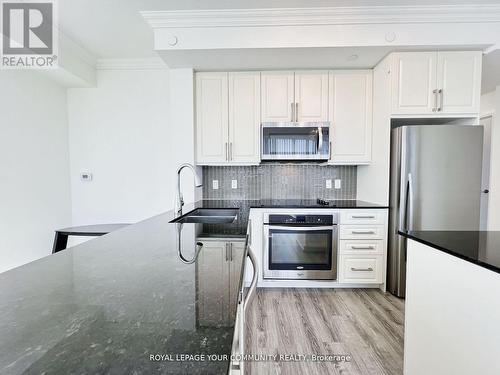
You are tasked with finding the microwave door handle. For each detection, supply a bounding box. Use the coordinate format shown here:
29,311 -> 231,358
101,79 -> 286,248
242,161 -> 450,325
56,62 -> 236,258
317,127 -> 323,153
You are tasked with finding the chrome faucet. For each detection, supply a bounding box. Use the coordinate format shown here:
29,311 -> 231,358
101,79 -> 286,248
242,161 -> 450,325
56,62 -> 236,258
175,163 -> 202,216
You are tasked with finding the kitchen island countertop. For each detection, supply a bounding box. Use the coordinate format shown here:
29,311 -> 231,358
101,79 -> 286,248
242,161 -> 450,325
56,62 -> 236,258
399,230 -> 500,274
0,198 -> 386,374
0,200 -> 250,375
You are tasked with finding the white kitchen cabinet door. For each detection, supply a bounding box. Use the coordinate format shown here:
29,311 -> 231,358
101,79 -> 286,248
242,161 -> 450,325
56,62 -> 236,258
196,241 -> 230,326
261,71 -> 294,122
329,71 -> 373,164
196,72 -> 229,164
436,51 -> 482,114
228,72 -> 261,164
391,52 -> 437,115
294,71 -> 329,122
338,255 -> 384,284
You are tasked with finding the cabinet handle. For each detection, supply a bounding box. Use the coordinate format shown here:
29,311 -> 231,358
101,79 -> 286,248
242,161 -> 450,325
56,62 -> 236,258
351,230 -> 376,234
230,243 -> 233,261
351,246 -> 375,250
230,142 -> 233,161
291,103 -> 294,122
329,141 -> 332,160
351,267 -> 374,272
438,89 -> 443,112
225,142 -> 228,161
225,243 -> 229,261
351,215 -> 376,219
432,89 -> 438,112
295,103 -> 299,122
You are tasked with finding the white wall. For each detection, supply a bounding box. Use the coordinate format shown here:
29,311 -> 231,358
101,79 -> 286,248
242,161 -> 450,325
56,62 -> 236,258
357,55 -> 391,205
67,69 -> 173,225
481,90 -> 496,115
0,71 -> 72,273
481,88 -> 500,230
168,68 -> 201,207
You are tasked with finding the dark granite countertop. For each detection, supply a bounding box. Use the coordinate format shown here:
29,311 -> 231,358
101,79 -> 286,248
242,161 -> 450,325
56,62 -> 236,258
0,198 -> 384,374
399,230 -> 500,274
248,198 -> 388,209
0,200 -> 251,375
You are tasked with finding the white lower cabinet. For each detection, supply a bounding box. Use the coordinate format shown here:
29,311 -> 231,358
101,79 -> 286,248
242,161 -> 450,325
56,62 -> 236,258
340,210 -> 386,225
245,208 -> 388,288
339,255 -> 384,283
340,239 -> 385,255
338,209 -> 388,285
339,225 -> 385,240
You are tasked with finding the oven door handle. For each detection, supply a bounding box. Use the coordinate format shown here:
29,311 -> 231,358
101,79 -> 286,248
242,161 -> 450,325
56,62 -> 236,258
267,225 -> 335,231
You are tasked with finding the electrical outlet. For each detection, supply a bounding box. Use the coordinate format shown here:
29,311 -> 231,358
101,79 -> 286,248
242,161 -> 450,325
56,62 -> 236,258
231,179 -> 238,189
212,180 -> 219,190
334,179 -> 342,189
325,179 -> 332,189
80,172 -> 92,182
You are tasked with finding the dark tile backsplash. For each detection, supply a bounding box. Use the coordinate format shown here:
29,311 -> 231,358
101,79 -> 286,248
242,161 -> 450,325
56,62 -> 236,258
202,165 -> 357,200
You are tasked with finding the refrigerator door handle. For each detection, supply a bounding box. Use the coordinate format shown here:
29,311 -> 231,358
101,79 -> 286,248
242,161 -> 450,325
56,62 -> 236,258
407,173 -> 414,231
398,127 -> 409,233
402,179 -> 409,232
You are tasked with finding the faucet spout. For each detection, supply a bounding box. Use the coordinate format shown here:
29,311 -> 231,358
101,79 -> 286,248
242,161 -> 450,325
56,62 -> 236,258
175,163 -> 202,216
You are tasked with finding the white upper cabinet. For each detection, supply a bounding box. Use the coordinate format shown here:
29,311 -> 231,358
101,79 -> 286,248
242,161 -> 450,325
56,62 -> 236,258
196,72 -> 229,164
196,72 -> 260,165
261,71 -> 329,122
391,51 -> 482,116
228,72 -> 261,164
294,71 -> 329,122
391,52 -> 437,115
436,51 -> 482,114
261,71 -> 294,122
329,71 -> 373,165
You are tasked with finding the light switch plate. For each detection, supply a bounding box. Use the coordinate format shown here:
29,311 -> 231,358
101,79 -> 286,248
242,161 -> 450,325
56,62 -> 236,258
334,179 -> 342,189
231,179 -> 238,189
325,179 -> 332,189
212,180 -> 219,190
80,172 -> 92,182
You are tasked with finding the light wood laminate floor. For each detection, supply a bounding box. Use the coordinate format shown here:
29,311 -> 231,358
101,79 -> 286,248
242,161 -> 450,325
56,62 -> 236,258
245,288 -> 405,375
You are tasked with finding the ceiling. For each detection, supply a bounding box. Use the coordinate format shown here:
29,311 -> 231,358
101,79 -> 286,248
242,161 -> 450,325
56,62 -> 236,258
60,0 -> 500,59
159,47 -> 396,71
59,0 -> 500,92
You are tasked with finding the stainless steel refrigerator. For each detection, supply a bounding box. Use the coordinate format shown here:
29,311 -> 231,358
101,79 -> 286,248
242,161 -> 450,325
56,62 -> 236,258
388,123 -> 484,297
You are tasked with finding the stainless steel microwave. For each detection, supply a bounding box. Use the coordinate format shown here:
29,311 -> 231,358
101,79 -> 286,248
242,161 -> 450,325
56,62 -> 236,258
261,122 -> 330,161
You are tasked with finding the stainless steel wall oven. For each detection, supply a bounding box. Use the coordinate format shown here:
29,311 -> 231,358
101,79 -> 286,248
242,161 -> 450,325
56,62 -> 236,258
263,213 -> 338,280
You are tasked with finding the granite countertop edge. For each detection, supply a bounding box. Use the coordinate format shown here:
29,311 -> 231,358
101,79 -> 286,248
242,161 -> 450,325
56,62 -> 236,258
399,230 -> 500,275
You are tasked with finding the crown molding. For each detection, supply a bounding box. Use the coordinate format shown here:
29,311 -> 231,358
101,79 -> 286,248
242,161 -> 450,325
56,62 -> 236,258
141,5 -> 500,29
95,58 -> 168,70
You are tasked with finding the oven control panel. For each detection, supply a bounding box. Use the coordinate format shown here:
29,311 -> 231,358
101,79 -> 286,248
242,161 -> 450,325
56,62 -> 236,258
267,214 -> 335,225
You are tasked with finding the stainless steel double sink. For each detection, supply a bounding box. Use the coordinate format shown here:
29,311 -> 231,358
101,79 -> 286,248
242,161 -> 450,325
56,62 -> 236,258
170,208 -> 238,224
